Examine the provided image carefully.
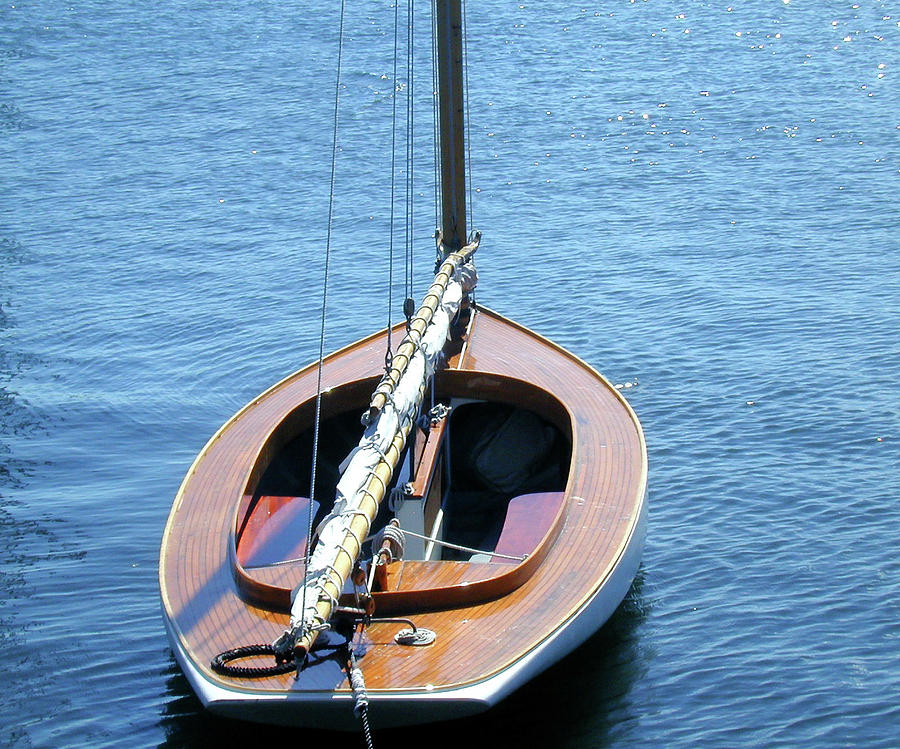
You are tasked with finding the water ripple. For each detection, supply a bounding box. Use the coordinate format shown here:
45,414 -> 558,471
2,0 -> 900,746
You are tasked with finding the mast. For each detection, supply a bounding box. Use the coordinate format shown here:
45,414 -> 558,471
435,0 -> 467,256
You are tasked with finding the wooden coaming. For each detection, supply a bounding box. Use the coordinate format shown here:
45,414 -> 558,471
234,491 -> 566,614
160,306 -> 646,699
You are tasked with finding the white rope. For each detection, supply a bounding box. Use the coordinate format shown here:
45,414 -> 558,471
375,522 -> 406,562
349,649 -> 375,749
387,525 -> 527,562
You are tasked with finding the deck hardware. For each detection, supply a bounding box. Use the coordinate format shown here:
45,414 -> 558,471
395,627 -> 436,646
428,402 -> 451,424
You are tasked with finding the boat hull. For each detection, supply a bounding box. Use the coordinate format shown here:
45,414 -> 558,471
166,499 -> 645,729
160,307 -> 647,729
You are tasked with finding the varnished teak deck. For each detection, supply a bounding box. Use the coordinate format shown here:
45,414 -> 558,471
159,307 -> 647,725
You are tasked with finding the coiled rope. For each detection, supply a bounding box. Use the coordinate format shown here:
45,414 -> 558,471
373,520 -> 406,562
210,644 -> 296,678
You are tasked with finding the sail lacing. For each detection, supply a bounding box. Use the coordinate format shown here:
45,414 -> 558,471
364,238 -> 478,424
278,251 -> 474,662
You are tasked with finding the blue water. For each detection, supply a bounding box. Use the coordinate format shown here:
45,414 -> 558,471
2,1 -> 898,746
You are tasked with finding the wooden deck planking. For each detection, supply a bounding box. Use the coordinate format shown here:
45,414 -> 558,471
160,307 -> 645,697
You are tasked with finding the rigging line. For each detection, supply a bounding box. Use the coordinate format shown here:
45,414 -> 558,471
387,0 -> 402,367
303,0 -> 348,635
462,0 -> 474,234
405,0 -> 415,299
431,0 -> 441,244
380,526 -> 527,562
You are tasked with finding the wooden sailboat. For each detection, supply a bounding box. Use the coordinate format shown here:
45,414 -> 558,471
160,0 -> 647,731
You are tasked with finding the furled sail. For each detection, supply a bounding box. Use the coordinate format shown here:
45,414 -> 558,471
286,241 -> 478,658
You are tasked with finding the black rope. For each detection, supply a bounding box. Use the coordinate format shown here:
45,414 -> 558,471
210,645 -> 296,678
211,623 -> 353,680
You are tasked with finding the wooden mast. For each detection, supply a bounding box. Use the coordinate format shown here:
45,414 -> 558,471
436,0 -> 467,256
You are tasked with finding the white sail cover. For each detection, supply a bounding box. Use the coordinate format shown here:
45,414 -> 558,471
289,267 -> 471,634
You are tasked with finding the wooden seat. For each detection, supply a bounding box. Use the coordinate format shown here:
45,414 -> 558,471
490,491 -> 566,563
236,496 -> 318,569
